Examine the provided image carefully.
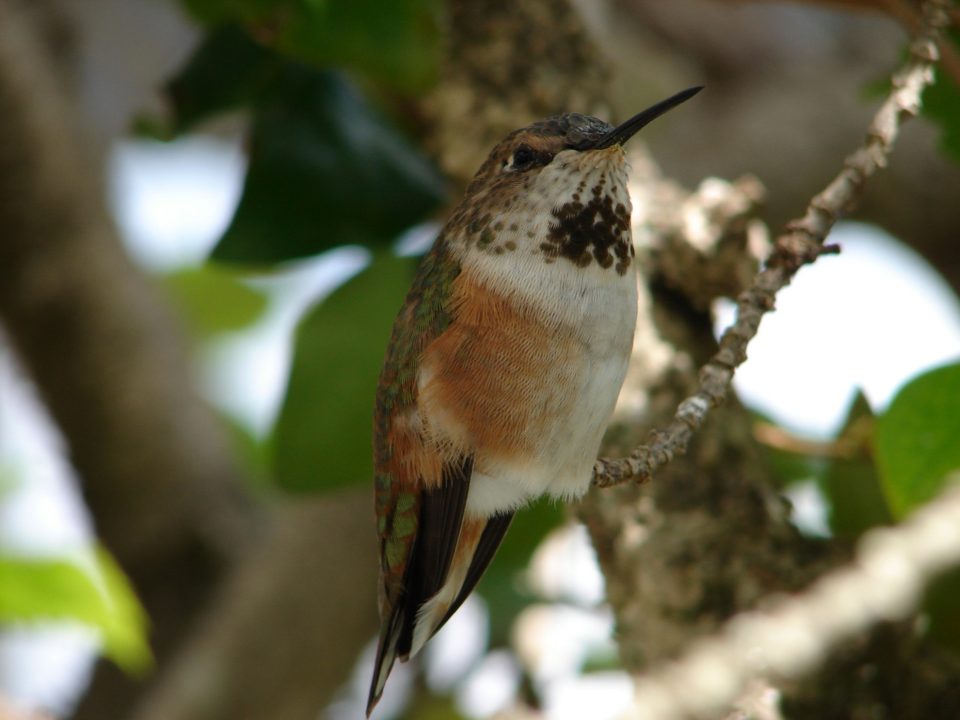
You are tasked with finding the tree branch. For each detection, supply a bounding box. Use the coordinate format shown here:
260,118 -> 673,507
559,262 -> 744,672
592,0 -> 951,489
419,0 -> 612,186
0,1 -> 256,715
626,477 -> 960,720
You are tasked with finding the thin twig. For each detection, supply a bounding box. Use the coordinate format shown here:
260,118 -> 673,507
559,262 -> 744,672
753,420 -> 870,460
593,0 -> 952,489
880,0 -> 960,88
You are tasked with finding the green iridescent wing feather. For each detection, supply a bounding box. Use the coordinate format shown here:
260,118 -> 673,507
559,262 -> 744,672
368,236 -> 463,713
373,236 -> 461,602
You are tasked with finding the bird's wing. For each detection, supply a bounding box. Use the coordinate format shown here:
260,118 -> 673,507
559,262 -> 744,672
395,455 -> 474,655
373,238 -> 462,599
368,238 -> 468,715
368,455 -> 474,716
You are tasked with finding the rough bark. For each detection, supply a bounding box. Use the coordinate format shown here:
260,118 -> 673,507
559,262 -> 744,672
420,0 -> 612,187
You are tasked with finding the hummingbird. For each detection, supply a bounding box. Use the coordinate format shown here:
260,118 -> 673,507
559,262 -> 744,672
368,86 -> 702,715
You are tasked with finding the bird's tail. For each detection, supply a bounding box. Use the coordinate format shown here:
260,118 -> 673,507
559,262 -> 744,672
366,610 -> 403,717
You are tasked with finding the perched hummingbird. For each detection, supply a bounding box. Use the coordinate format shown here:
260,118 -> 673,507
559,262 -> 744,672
368,86 -> 702,714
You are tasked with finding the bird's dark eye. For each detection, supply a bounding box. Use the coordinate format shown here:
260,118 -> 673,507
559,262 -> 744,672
510,145 -> 538,171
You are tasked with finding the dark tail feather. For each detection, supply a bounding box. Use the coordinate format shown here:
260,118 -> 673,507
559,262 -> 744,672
369,456 -> 475,714
439,511 -> 513,629
366,609 -> 403,717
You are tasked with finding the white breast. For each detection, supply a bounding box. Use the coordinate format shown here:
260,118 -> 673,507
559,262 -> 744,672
436,148 -> 639,517
460,244 -> 638,515
463,260 -> 637,516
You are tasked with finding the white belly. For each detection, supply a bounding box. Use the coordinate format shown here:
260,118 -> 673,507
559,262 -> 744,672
464,259 -> 638,517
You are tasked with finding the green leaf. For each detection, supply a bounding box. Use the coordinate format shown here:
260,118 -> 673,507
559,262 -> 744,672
272,253 -> 415,492
923,29 -> 960,164
179,0 -> 441,92
89,548 -> 153,671
819,392 -> 891,539
0,548 -> 151,673
269,0 -> 442,93
141,24 -> 279,138
211,70 -> 445,264
160,265 -> 268,337
178,0 -> 241,24
875,363 -> 960,518
218,410 -> 274,492
400,690 -> 469,720
765,447 -> 827,490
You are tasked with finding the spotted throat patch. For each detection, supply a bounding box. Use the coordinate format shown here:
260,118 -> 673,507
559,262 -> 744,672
541,185 -> 633,275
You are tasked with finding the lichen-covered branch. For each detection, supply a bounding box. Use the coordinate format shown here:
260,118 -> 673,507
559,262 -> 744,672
626,477 -> 960,720
419,0 -> 610,186
593,0 -> 952,489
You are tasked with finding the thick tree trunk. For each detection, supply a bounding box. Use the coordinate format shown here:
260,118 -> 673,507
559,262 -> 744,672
0,2 -> 256,716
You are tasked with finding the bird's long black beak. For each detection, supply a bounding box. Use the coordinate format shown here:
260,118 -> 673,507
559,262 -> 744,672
589,86 -> 703,150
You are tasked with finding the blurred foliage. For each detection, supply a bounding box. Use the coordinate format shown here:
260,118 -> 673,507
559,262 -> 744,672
875,362 -> 960,518
923,30 -> 960,164
400,691 -> 469,720
221,411 -> 274,490
178,0 -> 442,92
875,362 -> 960,655
760,362 -> 960,655
144,24 -> 278,137
212,67 -> 445,263
142,23 -> 445,264
752,409 -> 828,490
921,565 -> 960,656
160,265 -> 268,336
755,398 -> 884,540
818,392 -> 890,540
761,363 -> 960,534
0,547 -> 151,673
273,253 -> 415,492
762,444 -> 827,491
579,642 -> 622,674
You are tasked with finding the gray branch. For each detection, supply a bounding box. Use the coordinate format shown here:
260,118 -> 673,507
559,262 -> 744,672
592,0 -> 952,489
627,477 -> 960,719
